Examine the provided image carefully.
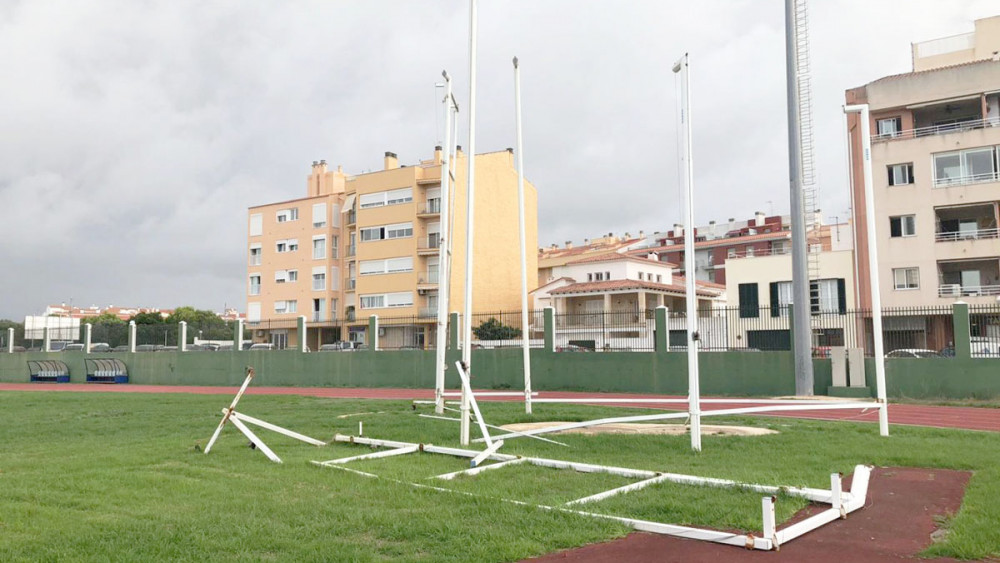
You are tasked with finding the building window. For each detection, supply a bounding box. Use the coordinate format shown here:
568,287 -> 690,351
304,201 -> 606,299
594,272 -> 604,281
738,283 -> 759,318
249,246 -> 262,266
247,302 -> 261,322
360,292 -> 414,309
330,235 -> 339,259
359,187 -> 413,209
312,236 -> 326,259
360,222 -> 413,242
360,256 -> 413,275
274,300 -> 297,314
274,270 -> 298,284
770,281 -> 793,317
276,239 -> 299,253
637,272 -> 644,281
249,213 -> 263,237
605,271 -> 611,280
933,147 -> 998,187
312,203 -> 327,228
727,248 -> 736,259
587,273 -> 593,282
893,267 -> 919,290
888,163 -> 914,186
656,274 -> 662,283
276,208 -> 299,222
313,272 -> 326,291
810,279 -> 846,314
889,215 -> 916,237
249,275 -> 261,296
772,240 -> 789,255
288,270 -> 298,282
876,117 -> 902,138
746,246 -> 755,257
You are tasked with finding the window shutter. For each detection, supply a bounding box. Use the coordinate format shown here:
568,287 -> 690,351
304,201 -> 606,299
769,282 -> 780,317
837,278 -> 847,315
738,284 -> 759,318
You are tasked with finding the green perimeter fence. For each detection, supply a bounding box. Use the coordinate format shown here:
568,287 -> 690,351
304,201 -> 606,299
0,303 -> 997,399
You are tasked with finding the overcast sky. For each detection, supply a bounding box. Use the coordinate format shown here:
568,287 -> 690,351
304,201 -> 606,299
0,0 -> 996,320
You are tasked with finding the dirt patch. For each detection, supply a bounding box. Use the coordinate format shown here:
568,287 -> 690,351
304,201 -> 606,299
501,422 -> 777,437
522,467 -> 971,563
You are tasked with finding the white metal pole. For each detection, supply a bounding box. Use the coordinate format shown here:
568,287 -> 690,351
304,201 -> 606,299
673,53 -> 701,452
435,70 -> 455,415
513,56 -> 532,414
460,0 -> 478,446
844,104 -> 889,437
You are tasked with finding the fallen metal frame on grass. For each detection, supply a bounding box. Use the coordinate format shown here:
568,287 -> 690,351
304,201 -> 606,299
313,433 -> 872,551
203,367 -> 326,463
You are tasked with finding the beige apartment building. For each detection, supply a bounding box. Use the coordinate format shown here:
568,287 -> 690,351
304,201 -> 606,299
247,148 -> 538,349
846,15 -> 1000,311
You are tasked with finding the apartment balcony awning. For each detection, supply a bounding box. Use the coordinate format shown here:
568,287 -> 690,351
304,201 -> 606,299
341,193 -> 356,213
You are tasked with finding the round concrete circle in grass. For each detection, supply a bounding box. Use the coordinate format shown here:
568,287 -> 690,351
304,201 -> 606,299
500,422 -> 777,437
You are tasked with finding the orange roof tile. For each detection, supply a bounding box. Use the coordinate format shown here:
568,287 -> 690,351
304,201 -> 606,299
548,279 -> 722,297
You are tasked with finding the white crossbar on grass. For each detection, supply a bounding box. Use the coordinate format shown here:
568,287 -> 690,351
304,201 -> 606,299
471,440 -> 504,467
417,414 -> 569,447
479,400 -> 877,442
317,445 -> 420,465
435,458 -> 528,480
227,411 -> 326,446
455,361 -> 495,447
319,435 -> 872,552
531,397 -> 876,405
229,415 -> 282,463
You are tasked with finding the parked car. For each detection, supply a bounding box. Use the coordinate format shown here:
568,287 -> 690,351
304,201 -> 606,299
10,346 -> 26,352
971,337 -> 1000,358
319,342 -> 354,351
135,344 -> 162,352
556,344 -> 592,352
61,343 -> 85,352
91,343 -> 111,353
111,345 -> 130,352
886,349 -> 942,358
249,343 -> 275,351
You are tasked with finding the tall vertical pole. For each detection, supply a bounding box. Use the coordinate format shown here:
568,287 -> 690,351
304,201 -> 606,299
460,0 -> 478,446
513,57 -> 533,414
784,0 -> 814,395
844,104 -> 889,437
673,53 -> 701,452
435,71 -> 456,414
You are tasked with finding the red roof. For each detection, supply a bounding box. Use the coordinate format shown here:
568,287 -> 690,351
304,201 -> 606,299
548,279 -> 723,298
637,231 -> 791,254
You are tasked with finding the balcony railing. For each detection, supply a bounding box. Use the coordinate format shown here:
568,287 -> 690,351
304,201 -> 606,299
935,227 -> 1000,242
417,236 -> 441,251
346,244 -> 357,257
933,171 -> 1000,188
939,284 -> 1000,297
419,271 -> 440,284
346,211 -> 357,225
873,117 -> 999,143
345,277 -> 356,291
417,199 -> 441,215
418,307 -> 438,318
727,247 -> 791,260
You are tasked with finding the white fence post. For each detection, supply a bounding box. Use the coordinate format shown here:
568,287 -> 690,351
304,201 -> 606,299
128,321 -> 137,353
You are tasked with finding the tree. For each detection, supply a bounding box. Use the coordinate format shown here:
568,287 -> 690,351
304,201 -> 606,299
82,313 -> 125,325
472,318 -> 521,341
130,312 -> 165,324
166,306 -> 225,327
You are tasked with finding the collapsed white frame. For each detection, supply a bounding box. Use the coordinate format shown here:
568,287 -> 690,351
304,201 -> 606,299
204,367 -> 326,463
314,434 -> 872,551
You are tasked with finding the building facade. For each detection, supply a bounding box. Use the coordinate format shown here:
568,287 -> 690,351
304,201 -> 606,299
846,15 -> 1000,310
247,148 -> 538,349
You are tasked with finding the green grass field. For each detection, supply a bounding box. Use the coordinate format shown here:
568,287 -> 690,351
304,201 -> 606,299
1,391 -> 999,562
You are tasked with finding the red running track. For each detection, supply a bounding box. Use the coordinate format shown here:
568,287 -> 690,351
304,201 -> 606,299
1,383 -> 998,432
